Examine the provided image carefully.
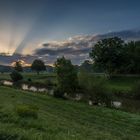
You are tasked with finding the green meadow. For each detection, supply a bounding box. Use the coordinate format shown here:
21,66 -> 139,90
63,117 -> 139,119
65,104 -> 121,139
0,73 -> 140,91
0,86 -> 140,140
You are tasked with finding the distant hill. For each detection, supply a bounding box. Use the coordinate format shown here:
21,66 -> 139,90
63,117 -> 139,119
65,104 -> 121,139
0,65 -> 54,73
0,65 -> 12,73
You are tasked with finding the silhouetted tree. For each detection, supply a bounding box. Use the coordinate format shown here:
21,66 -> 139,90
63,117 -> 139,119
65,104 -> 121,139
14,61 -> 23,72
90,37 -> 125,76
31,59 -> 46,74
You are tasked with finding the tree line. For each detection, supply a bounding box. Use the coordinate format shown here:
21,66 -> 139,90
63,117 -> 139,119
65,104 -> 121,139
13,37 -> 140,76
12,37 -> 140,83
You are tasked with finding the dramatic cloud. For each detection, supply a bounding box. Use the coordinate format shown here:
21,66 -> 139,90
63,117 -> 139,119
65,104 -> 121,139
0,53 -> 37,66
34,29 -> 140,65
0,29 -> 140,66
34,35 -> 100,64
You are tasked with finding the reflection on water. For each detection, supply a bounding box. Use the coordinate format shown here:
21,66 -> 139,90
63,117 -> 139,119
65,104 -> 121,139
22,84 -> 28,90
3,81 -> 13,86
3,80 -> 49,93
112,101 -> 122,108
22,84 -> 49,93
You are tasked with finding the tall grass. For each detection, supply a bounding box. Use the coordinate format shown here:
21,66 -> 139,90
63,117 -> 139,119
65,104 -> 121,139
132,81 -> 140,99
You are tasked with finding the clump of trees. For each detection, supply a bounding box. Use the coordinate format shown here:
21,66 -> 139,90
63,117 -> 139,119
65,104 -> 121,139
90,37 -> 125,76
54,57 -> 113,107
31,59 -> 46,75
90,37 -> 140,76
54,57 -> 78,98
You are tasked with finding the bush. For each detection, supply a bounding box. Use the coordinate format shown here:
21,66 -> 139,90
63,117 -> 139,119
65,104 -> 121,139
88,79 -> 112,107
16,105 -> 38,119
10,71 -> 23,82
132,81 -> 140,99
79,72 -> 113,107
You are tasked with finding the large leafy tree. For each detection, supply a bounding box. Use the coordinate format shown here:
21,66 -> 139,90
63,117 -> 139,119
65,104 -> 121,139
31,59 -> 46,74
90,37 -> 125,76
124,41 -> 140,74
55,56 -> 78,96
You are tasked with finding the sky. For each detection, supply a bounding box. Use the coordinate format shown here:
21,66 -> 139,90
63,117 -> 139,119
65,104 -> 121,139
0,0 -> 140,65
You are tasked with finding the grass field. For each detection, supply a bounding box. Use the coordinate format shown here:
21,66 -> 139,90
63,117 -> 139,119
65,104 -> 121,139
106,76 -> 140,91
0,86 -> 140,140
0,73 -> 56,83
0,73 -> 140,91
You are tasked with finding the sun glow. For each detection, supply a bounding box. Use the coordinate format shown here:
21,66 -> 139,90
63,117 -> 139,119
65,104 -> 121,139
11,60 -> 31,67
0,52 -> 13,56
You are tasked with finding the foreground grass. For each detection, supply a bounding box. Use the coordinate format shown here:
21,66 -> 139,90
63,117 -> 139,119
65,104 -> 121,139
0,86 -> 140,140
